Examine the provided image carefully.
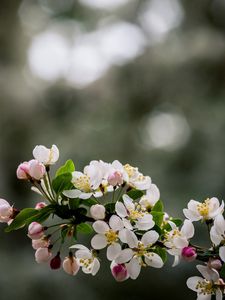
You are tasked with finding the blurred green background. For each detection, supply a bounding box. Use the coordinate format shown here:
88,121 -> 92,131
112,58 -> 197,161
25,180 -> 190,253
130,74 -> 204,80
0,0 -> 225,299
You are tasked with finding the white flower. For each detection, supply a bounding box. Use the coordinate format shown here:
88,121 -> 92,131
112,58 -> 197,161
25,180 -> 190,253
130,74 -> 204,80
107,160 -> 128,186
164,219 -> 194,266
183,198 -> 224,222
70,244 -> 100,276
91,215 -> 124,261
139,184 -> 160,209
210,214 -> 225,246
115,195 -> 155,231
187,265 -> 224,300
33,144 -> 59,165
123,164 -> 151,190
115,229 -> 163,279
90,204 -> 106,220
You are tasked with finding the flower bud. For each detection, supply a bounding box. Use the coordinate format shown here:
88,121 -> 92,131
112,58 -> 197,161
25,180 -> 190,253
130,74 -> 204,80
28,222 -> 44,240
28,160 -> 46,180
181,246 -> 197,262
50,252 -> 61,270
90,204 -> 105,220
108,171 -> 123,186
32,238 -> 50,250
63,254 -> 80,275
16,162 -> 30,180
111,262 -> 128,282
33,144 -> 59,165
35,202 -> 47,210
0,199 -> 13,223
207,258 -> 222,270
35,247 -> 52,263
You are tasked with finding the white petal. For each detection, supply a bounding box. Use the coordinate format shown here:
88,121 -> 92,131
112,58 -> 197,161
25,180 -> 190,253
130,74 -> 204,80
173,237 -> 188,248
210,226 -> 222,246
219,246 -> 225,262
181,219 -> 194,239
115,248 -> 133,264
188,200 -> 199,211
123,195 -> 135,211
197,265 -> 219,281
216,289 -> 223,300
197,294 -> 211,300
63,190 -> 81,198
92,258 -> 100,276
146,184 -> 160,205
126,258 -> 141,279
109,215 -> 124,231
93,221 -> 109,234
144,253 -> 163,268
136,214 -> 155,230
123,219 -> 133,230
172,255 -> 180,267
107,243 -> 121,261
91,234 -> 107,249
76,250 -> 92,259
126,230 -> 138,248
115,202 -> 128,218
70,244 -> 89,250
186,276 -> 203,292
79,192 -> 93,199
141,230 -> 159,246
183,209 -> 201,221
214,214 -> 225,235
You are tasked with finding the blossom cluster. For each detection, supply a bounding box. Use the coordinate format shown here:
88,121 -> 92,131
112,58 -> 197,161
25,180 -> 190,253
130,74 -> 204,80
1,144 -> 225,299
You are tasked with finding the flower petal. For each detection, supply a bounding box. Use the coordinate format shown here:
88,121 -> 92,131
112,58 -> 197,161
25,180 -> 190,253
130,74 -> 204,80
92,258 -> 100,276
186,276 -> 203,292
144,253 -> 163,268
180,219 -> 194,239
93,221 -> 109,234
219,246 -> 225,262
115,202 -> 128,218
91,234 -> 107,249
115,249 -> 133,264
126,230 -> 138,248
107,243 -> 121,261
126,258 -> 141,279
141,230 -> 159,246
109,215 -> 124,231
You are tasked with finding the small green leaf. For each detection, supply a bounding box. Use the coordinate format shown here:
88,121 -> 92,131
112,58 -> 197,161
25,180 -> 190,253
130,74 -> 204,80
55,159 -> 75,177
127,189 -> 143,200
151,211 -> 164,227
105,203 -> 115,214
52,172 -> 73,195
170,218 -> 183,227
152,200 -> 164,212
5,208 -> 39,232
77,223 -> 93,234
69,198 -> 81,210
153,246 -> 167,263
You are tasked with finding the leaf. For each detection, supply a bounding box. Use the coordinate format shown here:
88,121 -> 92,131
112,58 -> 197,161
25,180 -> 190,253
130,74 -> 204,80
55,159 -> 75,177
52,172 -> 73,195
105,203 -> 115,214
69,198 -> 81,210
151,211 -> 164,227
152,200 -> 164,213
76,223 -> 93,234
153,246 -> 167,263
80,198 -> 98,207
127,189 -> 143,200
170,218 -> 183,227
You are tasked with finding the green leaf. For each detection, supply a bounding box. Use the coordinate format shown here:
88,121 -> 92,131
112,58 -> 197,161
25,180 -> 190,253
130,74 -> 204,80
152,200 -> 164,213
153,246 -> 167,263
170,218 -> 183,227
55,159 -> 75,177
52,172 -> 73,195
77,223 -> 93,234
69,198 -> 81,210
105,203 -> 115,214
151,211 -> 164,227
127,189 -> 143,200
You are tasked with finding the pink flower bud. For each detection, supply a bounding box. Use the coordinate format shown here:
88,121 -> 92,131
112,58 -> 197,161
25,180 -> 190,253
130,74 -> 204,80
90,204 -> 105,220
0,199 -> 13,223
111,262 -> 128,282
35,202 -> 47,210
50,252 -> 61,270
32,238 -> 50,250
63,254 -> 80,275
28,222 -> 44,240
181,246 -> 197,262
28,160 -> 46,180
35,247 -> 52,263
207,258 -> 222,270
16,162 -> 30,179
108,171 -> 123,186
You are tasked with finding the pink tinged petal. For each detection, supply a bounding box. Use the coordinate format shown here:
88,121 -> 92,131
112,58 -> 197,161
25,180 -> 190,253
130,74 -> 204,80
115,249 -> 133,264
107,243 -> 122,261
141,230 -> 159,246
181,220 -> 194,239
187,276 -> 204,292
126,230 -> 138,248
115,202 -> 128,218
219,246 -> 225,262
63,256 -> 80,276
63,190 -> 82,198
93,221 -> 109,234
183,209 -> 201,221
144,253 -> 163,268
92,258 -> 100,275
109,215 -> 124,231
35,248 -> 52,263
91,234 -> 107,249
126,258 -> 141,280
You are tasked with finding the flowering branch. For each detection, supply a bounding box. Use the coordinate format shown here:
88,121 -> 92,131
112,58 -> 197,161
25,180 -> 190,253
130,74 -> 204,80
1,144 -> 225,299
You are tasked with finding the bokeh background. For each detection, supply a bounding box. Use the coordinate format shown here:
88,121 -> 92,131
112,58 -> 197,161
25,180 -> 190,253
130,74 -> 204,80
0,0 -> 225,299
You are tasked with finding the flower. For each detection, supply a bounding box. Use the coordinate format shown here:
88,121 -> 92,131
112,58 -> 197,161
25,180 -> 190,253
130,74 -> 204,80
115,195 -> 155,231
139,184 -> 160,209
123,163 -> 151,190
163,219 -> 194,266
63,254 -> 80,276
107,160 -> 128,187
16,162 -> 30,179
70,244 -> 100,276
210,214 -> 225,246
111,261 -> 129,282
207,258 -> 222,271
183,198 -> 224,222
187,265 -> 224,300
28,222 -> 44,240
32,237 -> 50,250
90,204 -> 105,220
35,202 -> 47,210
0,198 -> 13,223
115,229 -> 163,279
91,215 -> 124,261
17,160 -> 46,181
35,247 -> 52,263
33,144 -> 59,165
181,246 -> 197,262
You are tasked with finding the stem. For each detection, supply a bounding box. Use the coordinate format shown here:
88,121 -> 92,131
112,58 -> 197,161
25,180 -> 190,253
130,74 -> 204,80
46,170 -> 55,200
33,181 -> 53,203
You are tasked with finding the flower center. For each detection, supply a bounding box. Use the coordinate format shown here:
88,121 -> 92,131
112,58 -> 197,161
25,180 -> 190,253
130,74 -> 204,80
124,164 -> 136,178
196,279 -> 213,295
79,258 -> 93,268
73,175 -> 91,192
129,209 -> 144,220
105,229 -> 118,244
197,200 -> 210,217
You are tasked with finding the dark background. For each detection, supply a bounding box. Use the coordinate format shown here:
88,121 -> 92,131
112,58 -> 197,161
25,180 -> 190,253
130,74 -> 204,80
0,0 -> 225,299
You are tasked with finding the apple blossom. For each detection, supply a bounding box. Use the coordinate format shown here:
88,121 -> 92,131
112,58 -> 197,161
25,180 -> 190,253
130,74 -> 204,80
210,214 -> 225,246
0,198 -> 13,223
28,222 -> 44,240
123,163 -> 151,190
35,247 -> 52,263
32,238 -> 50,250
35,202 -> 47,210
33,144 -> 59,165
63,254 -> 80,276
111,261 -> 129,282
90,204 -> 105,220
16,162 -> 30,180
17,160 -> 46,181
139,184 -> 160,209
181,246 -> 197,262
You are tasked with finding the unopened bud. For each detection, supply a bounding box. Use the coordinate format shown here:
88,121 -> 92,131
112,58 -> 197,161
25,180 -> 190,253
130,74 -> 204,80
0,198 -> 13,223
50,252 -> 61,270
32,238 -> 50,250
111,262 -> 128,282
207,258 -> 222,270
16,162 -> 30,180
28,222 -> 44,240
35,247 -> 52,263
63,253 -> 80,275
182,246 -> 197,262
90,204 -> 105,220
35,202 -> 47,210
29,160 -> 46,180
